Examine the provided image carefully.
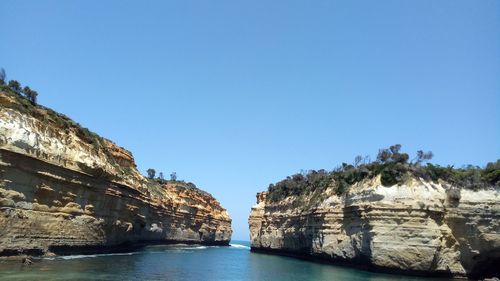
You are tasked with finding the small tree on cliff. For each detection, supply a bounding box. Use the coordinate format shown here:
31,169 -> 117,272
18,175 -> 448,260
8,80 -> 22,94
389,144 -> 402,154
158,172 -> 164,181
147,168 -> 156,179
389,144 -> 408,164
23,86 -> 38,105
170,172 -> 177,181
353,155 -> 363,167
0,68 -> 6,85
414,150 -> 434,164
376,148 -> 391,163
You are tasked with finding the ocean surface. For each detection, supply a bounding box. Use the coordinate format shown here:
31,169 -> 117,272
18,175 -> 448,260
0,241 -> 452,281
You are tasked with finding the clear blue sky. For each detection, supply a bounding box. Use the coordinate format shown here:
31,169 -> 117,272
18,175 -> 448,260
1,1 -> 499,240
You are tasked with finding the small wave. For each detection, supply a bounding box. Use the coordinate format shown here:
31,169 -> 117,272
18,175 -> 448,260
42,252 -> 136,260
230,243 -> 250,249
177,246 -> 207,250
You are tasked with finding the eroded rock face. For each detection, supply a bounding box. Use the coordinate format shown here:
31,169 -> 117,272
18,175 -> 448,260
249,177 -> 499,278
0,93 -> 231,256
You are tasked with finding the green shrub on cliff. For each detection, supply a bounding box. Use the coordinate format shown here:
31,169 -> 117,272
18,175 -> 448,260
267,170 -> 331,201
0,69 -> 39,105
8,80 -> 22,94
23,86 -> 38,105
419,161 -> 500,190
266,145 -> 499,202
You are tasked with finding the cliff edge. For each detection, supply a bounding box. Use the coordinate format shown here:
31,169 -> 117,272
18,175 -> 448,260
249,154 -> 499,279
0,87 -> 232,256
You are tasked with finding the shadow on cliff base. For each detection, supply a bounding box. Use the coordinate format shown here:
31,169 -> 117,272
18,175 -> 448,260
468,250 -> 500,279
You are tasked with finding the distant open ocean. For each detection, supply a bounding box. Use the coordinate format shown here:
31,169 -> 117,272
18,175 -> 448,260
0,241 -> 452,281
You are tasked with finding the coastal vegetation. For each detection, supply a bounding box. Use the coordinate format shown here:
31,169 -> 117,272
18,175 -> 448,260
145,172 -> 212,200
145,170 -> 177,183
1,73 -> 210,201
0,70 -> 103,147
147,168 -> 156,179
267,145 -> 500,202
1,69 -> 38,105
0,73 -> 139,181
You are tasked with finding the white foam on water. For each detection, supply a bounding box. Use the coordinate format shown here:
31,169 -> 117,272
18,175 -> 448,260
38,244 -> 248,260
177,246 -> 208,250
42,252 -> 136,260
230,243 -> 250,249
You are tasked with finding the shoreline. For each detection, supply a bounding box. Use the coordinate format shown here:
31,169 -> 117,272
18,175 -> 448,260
0,239 -> 230,260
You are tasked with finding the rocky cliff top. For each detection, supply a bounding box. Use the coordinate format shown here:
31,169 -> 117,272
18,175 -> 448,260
263,145 -> 499,208
0,86 -> 230,222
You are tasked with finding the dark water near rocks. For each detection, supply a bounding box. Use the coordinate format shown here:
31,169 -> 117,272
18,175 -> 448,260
0,241 -> 452,281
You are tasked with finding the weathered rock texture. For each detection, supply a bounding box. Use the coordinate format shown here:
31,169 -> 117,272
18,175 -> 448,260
249,177 -> 499,278
0,92 -> 231,256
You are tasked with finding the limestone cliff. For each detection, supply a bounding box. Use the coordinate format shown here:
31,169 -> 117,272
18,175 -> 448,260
0,89 -> 231,256
249,176 -> 499,278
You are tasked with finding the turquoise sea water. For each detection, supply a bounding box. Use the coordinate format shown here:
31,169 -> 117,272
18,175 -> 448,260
0,241 -> 452,281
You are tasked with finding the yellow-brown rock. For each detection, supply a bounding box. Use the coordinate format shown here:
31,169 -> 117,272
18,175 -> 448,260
0,90 -> 232,256
249,176 -> 499,278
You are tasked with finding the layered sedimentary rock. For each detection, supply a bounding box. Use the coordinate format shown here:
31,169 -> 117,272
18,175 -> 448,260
0,91 -> 231,256
249,177 -> 499,278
